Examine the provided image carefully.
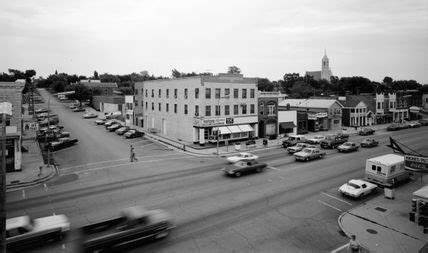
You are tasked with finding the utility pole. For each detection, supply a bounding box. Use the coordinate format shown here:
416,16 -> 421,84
46,98 -> 50,167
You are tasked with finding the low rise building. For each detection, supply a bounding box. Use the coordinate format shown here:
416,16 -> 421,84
258,91 -> 287,139
339,95 -> 376,127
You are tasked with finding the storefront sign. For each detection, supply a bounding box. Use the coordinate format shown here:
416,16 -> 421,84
405,155 -> 428,172
193,117 -> 226,127
226,118 -> 234,124
307,112 -> 328,120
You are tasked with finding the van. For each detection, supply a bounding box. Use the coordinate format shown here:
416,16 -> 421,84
282,134 -> 307,148
365,154 -> 410,187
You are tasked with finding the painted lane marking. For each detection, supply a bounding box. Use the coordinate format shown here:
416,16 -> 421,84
267,166 -> 280,171
318,200 -> 342,212
44,183 -> 48,191
331,243 -> 349,253
321,192 -> 353,206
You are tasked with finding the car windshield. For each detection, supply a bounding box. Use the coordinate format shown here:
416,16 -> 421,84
302,148 -> 312,153
315,136 -> 323,139
347,182 -> 360,189
343,143 -> 352,146
288,137 -> 296,141
296,143 -> 304,147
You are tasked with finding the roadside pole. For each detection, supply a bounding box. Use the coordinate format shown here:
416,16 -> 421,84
46,98 -> 50,167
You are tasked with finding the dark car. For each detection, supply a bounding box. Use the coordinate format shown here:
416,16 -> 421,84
387,123 -> 401,131
358,128 -> 375,136
95,119 -> 106,125
221,160 -> 267,177
124,129 -> 144,138
361,138 -> 379,148
104,120 -> 115,127
48,137 -> 78,151
107,123 -> 122,132
72,107 -> 85,112
115,126 -> 130,135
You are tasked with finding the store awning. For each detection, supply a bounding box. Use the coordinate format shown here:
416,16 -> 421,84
227,125 -> 242,133
238,124 -> 254,132
279,122 -> 296,129
218,126 -> 232,134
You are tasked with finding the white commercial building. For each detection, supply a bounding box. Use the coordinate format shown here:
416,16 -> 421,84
134,74 -> 258,145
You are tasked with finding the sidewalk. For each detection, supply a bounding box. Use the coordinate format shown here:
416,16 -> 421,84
338,176 -> 428,253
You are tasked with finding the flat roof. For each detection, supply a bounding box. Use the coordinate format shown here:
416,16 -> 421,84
413,185 -> 428,199
367,154 -> 404,166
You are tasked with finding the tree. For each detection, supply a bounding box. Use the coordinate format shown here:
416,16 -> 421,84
257,78 -> 274,91
93,71 -> 99,80
227,66 -> 241,74
383,76 -> 393,85
50,81 -> 66,93
171,69 -> 181,78
100,73 -> 121,83
72,84 -> 92,106
289,81 -> 314,98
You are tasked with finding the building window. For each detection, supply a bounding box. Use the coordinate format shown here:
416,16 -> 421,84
215,88 -> 220,99
195,105 -> 199,116
158,89 -> 161,98
390,102 -> 393,108
166,89 -> 169,98
268,104 -> 275,115
166,103 -> 169,112
141,101 -> 143,107
259,103 -> 264,115
242,104 -> 247,114
145,89 -> 148,97
174,89 -> 178,99
159,103 -> 161,111
225,105 -> 230,115
135,89 -> 138,95
174,104 -> 177,113
184,104 -> 188,115
250,104 -> 255,114
234,105 -> 239,115
151,102 -> 154,110
377,102 -> 381,110
225,88 -> 230,97
151,89 -> 154,98
215,105 -> 220,116
206,88 -> 211,99
145,102 -> 148,110
184,88 -> 188,99
234,89 -> 238,98
195,88 -> 199,99
250,89 -> 255,98
205,105 -> 211,116
242,89 -> 247,99
135,100 -> 138,106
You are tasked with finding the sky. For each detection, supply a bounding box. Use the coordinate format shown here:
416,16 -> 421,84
1,0 -> 427,83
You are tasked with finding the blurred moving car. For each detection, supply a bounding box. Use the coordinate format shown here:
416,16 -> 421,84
307,135 -> 325,144
360,138 -> 379,148
221,160 -> 267,177
6,214 -> 70,251
287,143 -> 315,154
338,179 -> 377,198
226,152 -> 259,163
124,129 -> 144,138
49,137 -> 78,151
408,121 -> 421,128
294,147 -> 326,161
337,142 -> 359,153
387,123 -> 401,131
419,119 -> 428,126
115,126 -> 130,135
358,128 -> 375,136
320,134 -> 348,149
35,108 -> 49,114
72,107 -> 85,112
107,123 -> 122,132
83,113 -> 98,119
282,135 -> 307,148
95,119 -> 106,125
104,120 -> 115,127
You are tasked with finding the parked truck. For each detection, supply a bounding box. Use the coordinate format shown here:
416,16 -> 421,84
320,134 -> 348,149
365,154 -> 410,187
80,206 -> 174,253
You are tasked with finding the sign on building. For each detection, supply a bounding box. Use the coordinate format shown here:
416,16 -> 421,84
405,155 -> 428,172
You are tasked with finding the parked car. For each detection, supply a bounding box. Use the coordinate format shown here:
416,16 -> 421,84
400,122 -> 410,129
307,135 -> 325,144
124,129 -> 144,138
221,160 -> 267,177
287,143 -> 315,154
48,137 -> 78,151
6,214 -> 70,251
95,119 -> 106,125
338,179 -> 377,198
282,135 -> 307,148
337,142 -> 359,153
35,108 -> 49,114
387,123 -> 401,131
320,134 -> 348,149
83,113 -> 98,119
294,147 -> 326,161
419,119 -> 428,126
80,206 -> 174,253
72,107 -> 85,112
69,105 -> 77,109
358,128 -> 375,136
360,138 -> 379,148
107,123 -> 122,132
115,126 -> 130,135
226,152 -> 259,163
104,120 -> 115,127
408,121 -> 421,128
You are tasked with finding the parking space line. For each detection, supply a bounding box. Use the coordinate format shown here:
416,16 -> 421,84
321,192 -> 352,206
267,166 -> 280,171
318,200 -> 342,211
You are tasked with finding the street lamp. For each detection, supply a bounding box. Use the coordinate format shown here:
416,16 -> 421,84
0,101 -> 12,253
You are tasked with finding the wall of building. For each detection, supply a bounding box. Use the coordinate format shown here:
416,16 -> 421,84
423,94 -> 428,110
278,111 -> 297,135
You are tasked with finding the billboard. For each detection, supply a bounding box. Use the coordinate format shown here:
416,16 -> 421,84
405,155 -> 428,173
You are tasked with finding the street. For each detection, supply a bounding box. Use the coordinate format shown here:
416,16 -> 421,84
6,91 -> 428,252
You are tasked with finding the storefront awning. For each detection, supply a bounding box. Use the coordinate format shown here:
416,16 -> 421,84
238,124 -> 253,132
227,125 -> 242,133
218,126 -> 232,134
279,122 -> 296,129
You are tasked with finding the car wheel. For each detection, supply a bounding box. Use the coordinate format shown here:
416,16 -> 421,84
235,172 -> 241,177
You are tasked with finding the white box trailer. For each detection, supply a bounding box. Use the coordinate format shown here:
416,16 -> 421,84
365,154 -> 409,187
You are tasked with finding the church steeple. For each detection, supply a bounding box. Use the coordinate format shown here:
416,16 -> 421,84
321,49 -> 331,82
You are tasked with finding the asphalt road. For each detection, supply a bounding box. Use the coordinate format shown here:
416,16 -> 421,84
6,91 -> 428,252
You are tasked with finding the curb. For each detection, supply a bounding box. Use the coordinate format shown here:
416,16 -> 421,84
6,164 -> 58,192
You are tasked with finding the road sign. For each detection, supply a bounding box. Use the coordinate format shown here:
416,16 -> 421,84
405,155 -> 428,173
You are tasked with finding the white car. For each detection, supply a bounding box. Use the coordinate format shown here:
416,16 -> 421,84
226,152 -> 259,163
338,179 -> 377,198
307,135 -> 325,144
83,113 -> 98,119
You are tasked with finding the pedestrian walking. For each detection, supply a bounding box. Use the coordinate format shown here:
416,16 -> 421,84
38,166 -> 43,177
130,145 -> 138,162
348,235 -> 360,253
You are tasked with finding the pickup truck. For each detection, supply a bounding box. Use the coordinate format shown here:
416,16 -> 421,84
80,206 -> 174,253
6,214 -> 70,251
320,134 -> 348,149
282,135 -> 307,148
